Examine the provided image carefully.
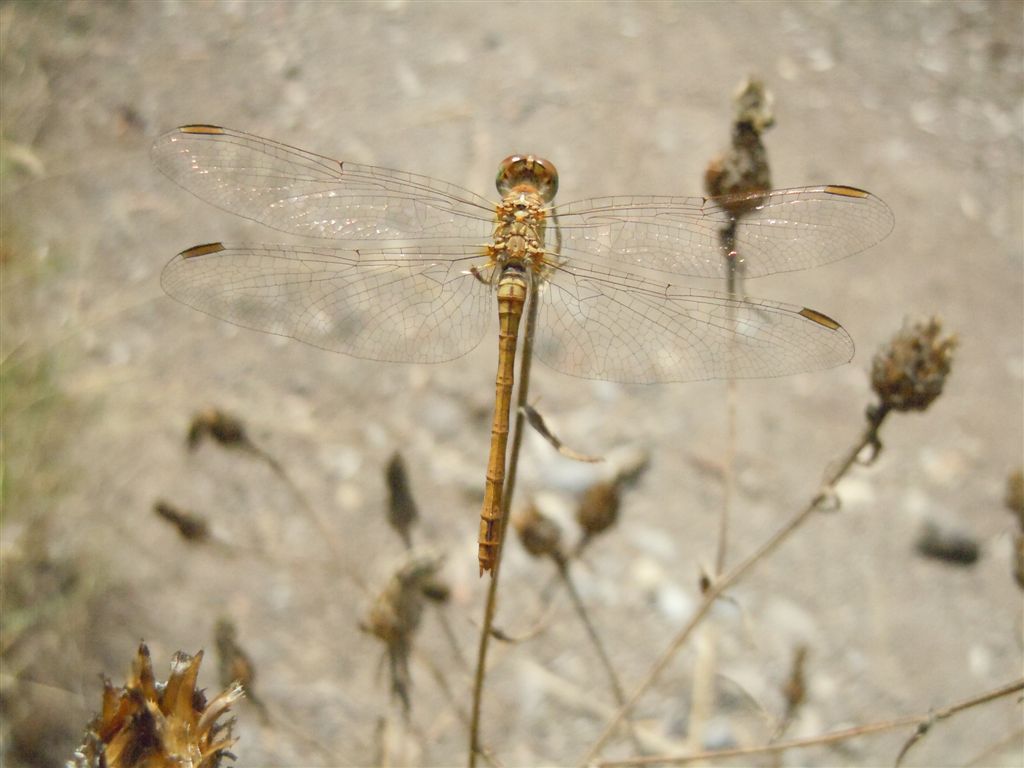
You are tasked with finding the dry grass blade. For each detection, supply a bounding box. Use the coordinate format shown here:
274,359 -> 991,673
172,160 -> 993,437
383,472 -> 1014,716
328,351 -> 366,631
521,403 -> 603,463
770,644 -> 808,743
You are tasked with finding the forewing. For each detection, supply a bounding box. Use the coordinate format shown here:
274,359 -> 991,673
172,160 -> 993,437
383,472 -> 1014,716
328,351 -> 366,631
552,186 -> 893,280
535,266 -> 854,383
161,243 -> 493,363
152,126 -> 496,242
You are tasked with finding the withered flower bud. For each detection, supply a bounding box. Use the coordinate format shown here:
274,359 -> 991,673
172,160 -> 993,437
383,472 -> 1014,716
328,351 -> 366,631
385,452 -> 419,548
1005,468 -> 1024,530
187,408 -> 248,451
71,643 -> 241,768
514,504 -> 563,561
153,500 -> 210,543
870,317 -> 957,412
577,481 -> 621,539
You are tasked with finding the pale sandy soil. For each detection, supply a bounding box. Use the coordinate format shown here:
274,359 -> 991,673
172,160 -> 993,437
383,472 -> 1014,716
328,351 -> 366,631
1,2 -> 1022,766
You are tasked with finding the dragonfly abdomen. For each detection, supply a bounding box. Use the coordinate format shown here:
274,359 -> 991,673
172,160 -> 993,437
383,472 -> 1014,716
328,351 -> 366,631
478,265 -> 529,574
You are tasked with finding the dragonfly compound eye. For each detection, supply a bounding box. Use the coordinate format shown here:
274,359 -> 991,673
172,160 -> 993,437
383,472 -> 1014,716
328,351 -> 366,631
496,155 -> 559,202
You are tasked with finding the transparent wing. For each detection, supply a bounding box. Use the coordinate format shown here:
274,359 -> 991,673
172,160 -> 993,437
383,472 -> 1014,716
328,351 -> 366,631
161,243 -> 493,363
552,185 -> 893,280
535,264 -> 854,383
151,126 -> 496,242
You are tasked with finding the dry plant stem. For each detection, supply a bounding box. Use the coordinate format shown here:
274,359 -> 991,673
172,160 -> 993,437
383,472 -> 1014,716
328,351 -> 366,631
595,676 -> 1024,767
556,557 -> 644,754
690,225 -> 741,754
714,378 -> 738,575
580,405 -> 892,765
468,274 -> 540,768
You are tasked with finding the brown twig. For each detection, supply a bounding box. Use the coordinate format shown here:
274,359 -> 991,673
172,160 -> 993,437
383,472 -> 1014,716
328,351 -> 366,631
595,676 -> 1024,767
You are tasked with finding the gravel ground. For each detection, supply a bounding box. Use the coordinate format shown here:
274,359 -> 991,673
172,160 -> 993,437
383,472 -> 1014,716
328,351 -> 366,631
2,2 -> 1022,766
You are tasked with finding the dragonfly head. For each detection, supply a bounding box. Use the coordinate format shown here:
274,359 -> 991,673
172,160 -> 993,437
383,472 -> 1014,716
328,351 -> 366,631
496,155 -> 558,203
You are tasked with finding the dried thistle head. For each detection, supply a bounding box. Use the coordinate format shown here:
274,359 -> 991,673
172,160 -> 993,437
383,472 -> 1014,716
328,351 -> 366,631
71,642 -> 242,768
870,317 -> 957,413
577,481 -> 621,541
513,503 -> 563,561
187,408 -> 248,451
1006,468 -> 1024,530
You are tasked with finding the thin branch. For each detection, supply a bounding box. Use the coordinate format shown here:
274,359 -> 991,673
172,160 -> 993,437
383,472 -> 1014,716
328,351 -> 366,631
595,677 -> 1024,767
579,406 -> 890,765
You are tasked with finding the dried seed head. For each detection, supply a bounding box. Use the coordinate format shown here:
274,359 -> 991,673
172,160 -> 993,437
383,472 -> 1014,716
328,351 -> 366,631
153,500 -> 210,543
870,317 -> 957,412
360,555 -> 444,711
705,77 -> 774,217
514,504 -> 563,560
363,556 -> 442,644
71,642 -> 241,768
733,76 -> 775,133
187,408 -> 248,451
385,452 -> 419,548
577,481 -> 621,540
1006,468 -> 1024,530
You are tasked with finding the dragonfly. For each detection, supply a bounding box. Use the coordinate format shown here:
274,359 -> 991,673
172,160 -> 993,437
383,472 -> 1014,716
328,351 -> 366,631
152,125 -> 893,574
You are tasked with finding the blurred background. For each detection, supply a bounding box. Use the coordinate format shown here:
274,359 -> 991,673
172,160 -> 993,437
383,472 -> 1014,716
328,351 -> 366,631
2,1 -> 1021,765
